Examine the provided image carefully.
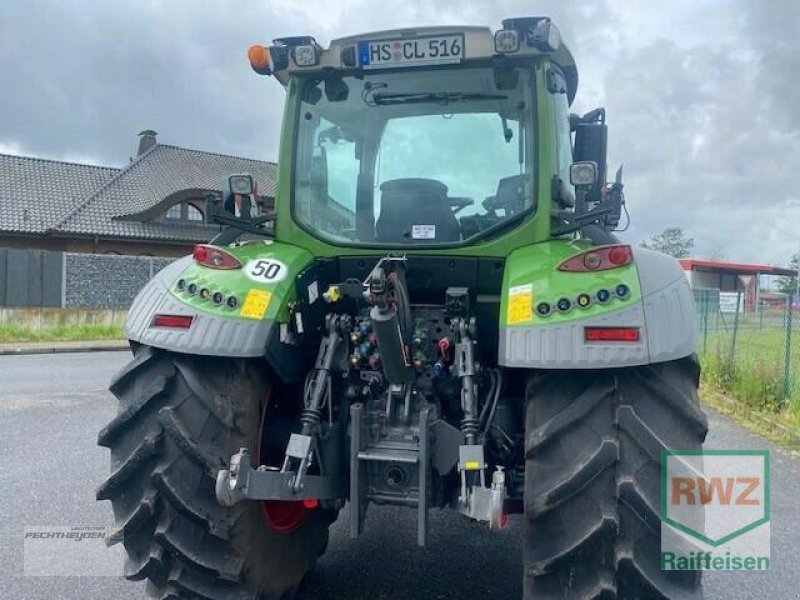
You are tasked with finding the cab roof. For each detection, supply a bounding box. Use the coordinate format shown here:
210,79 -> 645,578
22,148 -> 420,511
271,23 -> 578,104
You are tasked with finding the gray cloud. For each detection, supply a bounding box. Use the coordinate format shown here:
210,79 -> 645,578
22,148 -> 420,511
745,0 -> 800,132
0,0 -> 797,264
602,7 -> 800,264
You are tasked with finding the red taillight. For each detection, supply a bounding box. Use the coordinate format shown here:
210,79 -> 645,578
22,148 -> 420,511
559,245 -> 633,272
193,245 -> 208,262
608,245 -> 631,266
584,327 -> 640,342
302,499 -> 319,509
152,314 -> 194,329
193,244 -> 242,270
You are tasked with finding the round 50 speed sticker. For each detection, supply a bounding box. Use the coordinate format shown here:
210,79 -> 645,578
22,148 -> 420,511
244,258 -> 288,284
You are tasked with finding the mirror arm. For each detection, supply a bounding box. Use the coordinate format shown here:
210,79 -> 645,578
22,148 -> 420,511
209,210 -> 276,245
580,223 -> 619,245
550,206 -> 612,236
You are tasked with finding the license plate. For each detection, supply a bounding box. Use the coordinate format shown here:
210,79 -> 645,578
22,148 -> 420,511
358,34 -> 464,69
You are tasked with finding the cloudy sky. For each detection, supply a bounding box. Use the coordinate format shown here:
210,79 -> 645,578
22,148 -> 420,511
1,0 -> 798,265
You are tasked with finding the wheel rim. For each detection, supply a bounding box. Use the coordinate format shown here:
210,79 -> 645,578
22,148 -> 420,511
257,387 -> 310,534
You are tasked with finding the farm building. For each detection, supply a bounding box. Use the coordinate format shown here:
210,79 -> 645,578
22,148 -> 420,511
680,258 -> 797,313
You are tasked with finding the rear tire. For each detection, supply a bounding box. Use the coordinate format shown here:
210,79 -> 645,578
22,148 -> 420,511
523,356 -> 708,599
97,346 -> 330,599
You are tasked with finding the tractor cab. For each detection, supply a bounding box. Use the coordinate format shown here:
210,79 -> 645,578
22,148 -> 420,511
245,18 -> 616,254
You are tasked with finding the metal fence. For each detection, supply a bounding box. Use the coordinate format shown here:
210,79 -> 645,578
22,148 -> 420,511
695,289 -> 799,410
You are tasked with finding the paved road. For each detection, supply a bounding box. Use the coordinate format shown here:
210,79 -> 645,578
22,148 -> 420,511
0,351 -> 798,599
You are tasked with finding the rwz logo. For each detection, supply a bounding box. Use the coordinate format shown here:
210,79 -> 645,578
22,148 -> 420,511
661,450 -> 770,552
670,476 -> 760,506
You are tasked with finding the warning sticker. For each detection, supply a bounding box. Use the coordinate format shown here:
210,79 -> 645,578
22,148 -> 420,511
240,289 -> 272,320
507,283 -> 533,325
411,224 -> 436,240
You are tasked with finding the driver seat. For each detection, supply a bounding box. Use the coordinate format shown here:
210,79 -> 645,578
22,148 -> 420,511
375,178 -> 461,243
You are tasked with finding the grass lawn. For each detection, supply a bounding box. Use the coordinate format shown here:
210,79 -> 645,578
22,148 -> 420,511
700,322 -> 800,431
0,323 -> 124,343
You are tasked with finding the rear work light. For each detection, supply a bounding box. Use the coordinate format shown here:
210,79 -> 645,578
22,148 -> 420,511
558,245 -> 633,272
152,314 -> 194,329
494,29 -> 520,53
584,327 -> 640,342
193,244 -> 242,270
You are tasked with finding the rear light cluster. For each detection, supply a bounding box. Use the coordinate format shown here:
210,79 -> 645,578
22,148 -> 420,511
558,245 -> 633,272
193,244 -> 242,270
535,283 -> 630,316
176,278 -> 239,309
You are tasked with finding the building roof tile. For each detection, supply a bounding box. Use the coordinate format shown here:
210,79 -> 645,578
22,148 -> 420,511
0,144 -> 277,242
0,154 -> 119,234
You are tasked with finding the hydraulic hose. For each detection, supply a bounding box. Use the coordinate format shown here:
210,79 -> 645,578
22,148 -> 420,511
481,369 -> 503,435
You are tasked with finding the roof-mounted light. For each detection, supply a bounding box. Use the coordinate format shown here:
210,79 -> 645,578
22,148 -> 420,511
268,44 -> 289,71
270,36 -> 321,68
247,42 -> 292,75
494,29 -> 520,53
500,16 -> 561,54
292,44 -> 320,67
530,18 -> 561,52
248,45 -> 273,75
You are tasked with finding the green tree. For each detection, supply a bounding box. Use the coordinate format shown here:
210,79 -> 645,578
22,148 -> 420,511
640,227 -> 694,258
776,252 -> 799,294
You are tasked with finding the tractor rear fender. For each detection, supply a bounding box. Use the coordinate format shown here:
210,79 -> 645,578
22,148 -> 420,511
498,242 -> 697,368
125,241 -> 315,370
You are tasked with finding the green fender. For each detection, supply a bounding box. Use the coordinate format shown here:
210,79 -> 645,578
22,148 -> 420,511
498,240 -> 696,368
125,240 -> 317,379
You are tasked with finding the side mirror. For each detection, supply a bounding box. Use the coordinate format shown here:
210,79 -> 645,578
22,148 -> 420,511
573,115 -> 607,204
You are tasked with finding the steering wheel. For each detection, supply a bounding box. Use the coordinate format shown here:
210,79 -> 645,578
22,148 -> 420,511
449,196 -> 475,215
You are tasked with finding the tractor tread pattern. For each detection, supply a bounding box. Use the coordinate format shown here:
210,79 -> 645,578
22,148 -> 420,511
98,348 -> 329,600
525,437 -> 618,517
525,381 -> 614,456
173,358 -> 237,430
524,356 -> 707,600
157,406 -> 220,475
95,429 -> 163,501
99,360 -> 175,447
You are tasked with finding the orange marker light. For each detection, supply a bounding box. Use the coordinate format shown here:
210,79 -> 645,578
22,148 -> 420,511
248,44 -> 271,74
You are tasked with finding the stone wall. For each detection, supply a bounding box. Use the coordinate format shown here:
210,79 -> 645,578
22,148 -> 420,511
63,253 -> 174,309
1,249 -> 177,309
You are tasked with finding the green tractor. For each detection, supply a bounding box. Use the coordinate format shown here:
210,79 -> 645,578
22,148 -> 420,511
98,16 -> 707,600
